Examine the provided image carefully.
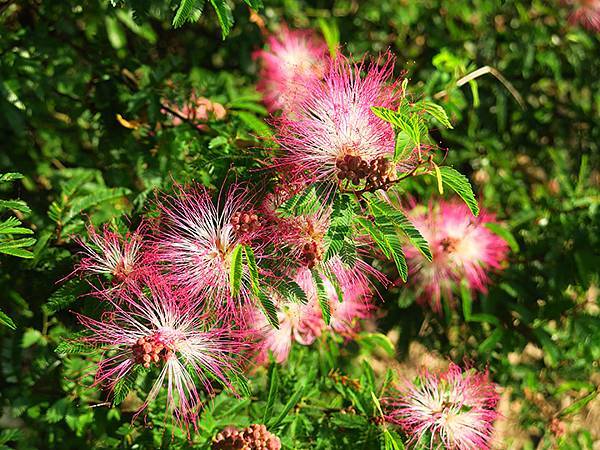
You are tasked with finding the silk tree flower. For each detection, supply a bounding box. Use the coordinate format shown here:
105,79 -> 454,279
76,274 -> 250,431
254,26 -> 329,112
405,201 -> 509,313
153,184 -> 265,318
564,0 -> 600,32
74,223 -> 146,284
382,364 -> 500,450
250,295 -> 324,364
274,52 -> 403,188
324,264 -> 374,337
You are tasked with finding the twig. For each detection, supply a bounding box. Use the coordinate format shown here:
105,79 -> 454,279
434,65 -> 525,109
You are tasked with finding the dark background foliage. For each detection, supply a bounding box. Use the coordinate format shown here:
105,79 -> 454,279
0,0 -> 598,448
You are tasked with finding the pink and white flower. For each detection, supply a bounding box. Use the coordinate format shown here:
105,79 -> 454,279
76,274 -> 250,431
274,53 -> 403,187
254,26 -> 329,112
250,259 -> 376,364
382,363 -> 500,450
405,201 -> 509,313
325,263 -> 374,337
74,223 -> 146,284
249,282 -> 324,365
153,184 -> 264,317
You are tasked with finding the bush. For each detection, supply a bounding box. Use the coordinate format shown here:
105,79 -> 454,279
0,1 -> 598,449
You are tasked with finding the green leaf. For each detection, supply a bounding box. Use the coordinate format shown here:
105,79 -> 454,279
485,222 -> 519,253
274,278 -> 307,304
312,270 -> 331,325
243,245 -> 259,293
478,328 -> 503,353
209,0 -> 234,38
0,217 -> 34,235
258,289 -> 279,329
112,366 -> 140,406
21,328 -> 43,348
366,196 -> 432,261
558,390 -> 598,418
356,332 -> 395,357
173,0 -> 205,28
460,280 -> 472,321
55,334 -> 96,356
419,100 -> 453,129
242,0 -> 263,9
269,382 -> 305,428
358,217 -> 408,282
63,187 -> 131,224
330,413 -> 369,429
262,364 -> 279,423
235,111 -> 273,137
229,244 -> 243,297
317,18 -> 340,57
0,237 -> 36,258
0,172 -> 24,182
44,279 -> 88,314
0,199 -> 31,214
436,166 -> 479,216
0,308 -> 16,330
394,130 -> 413,162
382,429 -> 406,450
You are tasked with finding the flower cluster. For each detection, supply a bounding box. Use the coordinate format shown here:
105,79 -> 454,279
405,201 -> 509,313
383,364 -> 500,450
68,26 -> 508,440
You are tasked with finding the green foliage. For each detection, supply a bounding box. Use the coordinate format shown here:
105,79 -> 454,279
1,0 -> 598,448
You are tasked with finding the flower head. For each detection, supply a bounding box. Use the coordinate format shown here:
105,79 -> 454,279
325,262 -> 374,337
564,0 -> 600,32
74,223 -> 146,284
382,363 -> 499,450
405,201 -> 509,313
153,183 -> 265,318
274,53 -> 404,188
254,26 -> 329,112
77,273 -> 249,431
249,274 -> 325,364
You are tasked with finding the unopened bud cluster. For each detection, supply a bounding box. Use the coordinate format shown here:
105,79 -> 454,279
212,424 -> 281,450
336,155 -> 394,189
300,241 -> 323,269
230,211 -> 261,235
131,335 -> 172,368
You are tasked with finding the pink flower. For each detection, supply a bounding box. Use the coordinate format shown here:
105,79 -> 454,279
325,262 -> 374,337
153,184 -> 265,318
250,258 -> 377,364
405,201 -> 509,313
382,364 -> 500,450
564,0 -> 600,32
76,274 -> 250,431
254,26 -> 329,112
74,223 -> 146,284
274,53 -> 404,187
250,271 -> 325,364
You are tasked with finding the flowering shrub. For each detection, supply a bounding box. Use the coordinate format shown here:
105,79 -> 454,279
1,1 -> 598,449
